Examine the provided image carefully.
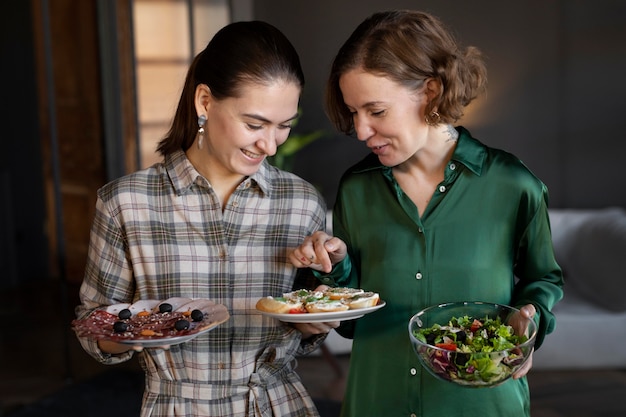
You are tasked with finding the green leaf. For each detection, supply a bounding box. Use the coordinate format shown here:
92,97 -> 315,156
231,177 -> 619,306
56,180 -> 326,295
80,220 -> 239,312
277,131 -> 324,157
266,108 -> 326,171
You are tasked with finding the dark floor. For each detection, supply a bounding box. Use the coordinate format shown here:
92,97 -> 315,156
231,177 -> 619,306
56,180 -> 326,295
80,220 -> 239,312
1,280 -> 625,417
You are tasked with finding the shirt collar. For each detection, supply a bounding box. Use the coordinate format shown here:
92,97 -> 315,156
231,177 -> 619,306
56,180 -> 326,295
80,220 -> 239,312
350,126 -> 487,176
164,150 -> 271,196
250,161 -> 272,195
450,126 -> 486,176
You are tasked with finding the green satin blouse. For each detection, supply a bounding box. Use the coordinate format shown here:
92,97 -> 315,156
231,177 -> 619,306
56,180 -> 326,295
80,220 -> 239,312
314,127 -> 564,417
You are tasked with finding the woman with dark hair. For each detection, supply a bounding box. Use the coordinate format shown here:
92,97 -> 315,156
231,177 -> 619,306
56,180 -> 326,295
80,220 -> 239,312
75,21 -> 332,416
290,10 -> 563,417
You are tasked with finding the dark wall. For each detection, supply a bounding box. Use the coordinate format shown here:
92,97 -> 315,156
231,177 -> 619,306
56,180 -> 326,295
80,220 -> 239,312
253,0 -> 626,209
1,1 -> 49,286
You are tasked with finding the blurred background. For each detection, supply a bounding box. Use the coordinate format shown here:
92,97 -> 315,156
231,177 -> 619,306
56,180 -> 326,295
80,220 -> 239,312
1,0 -> 625,416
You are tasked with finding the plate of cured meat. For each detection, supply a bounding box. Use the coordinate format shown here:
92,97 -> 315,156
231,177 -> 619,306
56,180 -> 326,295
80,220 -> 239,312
72,297 -> 230,347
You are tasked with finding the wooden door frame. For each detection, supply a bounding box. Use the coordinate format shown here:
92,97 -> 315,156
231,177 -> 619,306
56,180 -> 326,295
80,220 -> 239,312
97,0 -> 139,180
32,0 -> 139,282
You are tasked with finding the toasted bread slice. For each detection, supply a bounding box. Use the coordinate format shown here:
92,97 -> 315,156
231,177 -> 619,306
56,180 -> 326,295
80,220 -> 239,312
305,299 -> 350,313
283,289 -> 324,303
256,296 -> 304,314
344,292 -> 380,309
324,287 -> 365,300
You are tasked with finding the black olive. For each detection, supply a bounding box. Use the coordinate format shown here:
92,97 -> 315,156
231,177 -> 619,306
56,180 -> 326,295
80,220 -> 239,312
159,303 -> 173,313
113,321 -> 128,333
456,331 -> 467,343
425,333 -> 437,345
118,309 -> 132,320
454,353 -> 469,366
175,319 -> 190,331
190,309 -> 204,322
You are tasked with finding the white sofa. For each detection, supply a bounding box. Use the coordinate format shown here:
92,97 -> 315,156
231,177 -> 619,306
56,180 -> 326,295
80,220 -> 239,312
533,207 -> 626,370
321,208 -> 626,370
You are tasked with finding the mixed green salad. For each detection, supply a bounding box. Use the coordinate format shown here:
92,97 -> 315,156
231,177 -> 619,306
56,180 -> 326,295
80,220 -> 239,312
412,315 -> 530,386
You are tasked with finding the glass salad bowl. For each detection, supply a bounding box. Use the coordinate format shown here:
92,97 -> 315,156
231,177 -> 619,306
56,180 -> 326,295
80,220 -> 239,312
408,301 -> 537,388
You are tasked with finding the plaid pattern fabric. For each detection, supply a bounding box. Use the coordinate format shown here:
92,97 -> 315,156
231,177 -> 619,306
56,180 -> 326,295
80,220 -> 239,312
76,150 -> 327,416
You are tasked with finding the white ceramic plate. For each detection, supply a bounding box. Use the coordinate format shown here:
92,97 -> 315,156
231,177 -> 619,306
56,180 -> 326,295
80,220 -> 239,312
258,301 -> 386,323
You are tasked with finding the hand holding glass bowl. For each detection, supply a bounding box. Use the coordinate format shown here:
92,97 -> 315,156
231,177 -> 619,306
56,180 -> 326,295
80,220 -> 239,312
408,302 -> 537,388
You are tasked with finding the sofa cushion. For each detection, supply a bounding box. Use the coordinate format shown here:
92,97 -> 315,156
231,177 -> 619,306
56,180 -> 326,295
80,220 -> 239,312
551,207 -> 626,312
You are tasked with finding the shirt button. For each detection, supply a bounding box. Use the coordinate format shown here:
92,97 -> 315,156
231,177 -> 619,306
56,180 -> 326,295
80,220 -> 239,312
439,185 -> 446,193
415,272 -> 422,280
418,227 -> 423,233
232,200 -> 239,207
410,368 -> 417,375
449,163 -> 456,170
410,414 -> 417,417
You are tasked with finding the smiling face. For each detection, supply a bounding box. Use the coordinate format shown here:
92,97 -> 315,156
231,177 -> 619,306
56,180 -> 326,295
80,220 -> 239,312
200,79 -> 300,180
339,69 -> 431,167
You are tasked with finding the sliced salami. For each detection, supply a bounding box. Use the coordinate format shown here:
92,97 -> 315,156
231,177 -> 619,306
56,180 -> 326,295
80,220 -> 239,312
72,299 -> 229,344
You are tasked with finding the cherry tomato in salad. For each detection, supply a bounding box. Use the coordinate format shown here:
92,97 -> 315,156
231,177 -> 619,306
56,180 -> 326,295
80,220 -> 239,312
435,342 -> 458,351
470,319 -> 483,332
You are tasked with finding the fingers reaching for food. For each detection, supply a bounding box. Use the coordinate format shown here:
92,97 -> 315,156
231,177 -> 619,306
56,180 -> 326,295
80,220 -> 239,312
289,232 -> 348,273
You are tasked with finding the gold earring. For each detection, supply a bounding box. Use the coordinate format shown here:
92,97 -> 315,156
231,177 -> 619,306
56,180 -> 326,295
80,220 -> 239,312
425,111 -> 441,126
197,115 -> 207,149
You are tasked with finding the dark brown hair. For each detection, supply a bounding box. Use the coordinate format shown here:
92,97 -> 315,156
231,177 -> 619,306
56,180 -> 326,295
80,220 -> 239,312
157,21 -> 305,155
326,10 -> 487,134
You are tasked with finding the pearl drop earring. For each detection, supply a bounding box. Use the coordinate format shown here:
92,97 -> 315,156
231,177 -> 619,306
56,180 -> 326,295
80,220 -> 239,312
197,115 -> 207,149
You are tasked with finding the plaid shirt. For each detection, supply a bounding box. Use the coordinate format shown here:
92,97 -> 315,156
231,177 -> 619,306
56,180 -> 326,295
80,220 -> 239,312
76,150 -> 327,417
